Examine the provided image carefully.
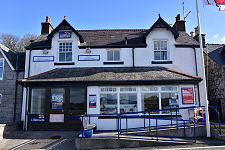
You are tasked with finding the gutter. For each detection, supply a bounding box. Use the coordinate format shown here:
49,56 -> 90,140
132,48 -> 135,68
13,53 -> 19,122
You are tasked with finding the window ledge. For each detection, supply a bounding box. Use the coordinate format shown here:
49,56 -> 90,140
152,61 -> 172,64
98,114 -> 181,119
54,62 -> 75,65
103,61 -> 124,65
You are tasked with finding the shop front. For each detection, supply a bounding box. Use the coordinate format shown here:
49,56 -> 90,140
27,87 -> 86,131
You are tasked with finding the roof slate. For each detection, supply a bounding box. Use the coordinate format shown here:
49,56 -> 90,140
206,44 -> 225,67
21,67 -> 201,84
26,17 -> 200,50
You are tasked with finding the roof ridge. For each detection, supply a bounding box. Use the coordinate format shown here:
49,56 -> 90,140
77,29 -> 148,32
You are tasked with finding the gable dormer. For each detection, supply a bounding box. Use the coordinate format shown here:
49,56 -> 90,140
47,17 -> 84,43
144,15 -> 179,40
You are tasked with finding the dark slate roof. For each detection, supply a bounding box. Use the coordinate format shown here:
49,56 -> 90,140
206,44 -> 225,67
26,17 -> 199,50
20,67 -> 201,85
1,49 -> 25,71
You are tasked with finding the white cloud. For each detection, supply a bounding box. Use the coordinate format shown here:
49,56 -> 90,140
220,36 -> 225,42
213,34 -> 219,39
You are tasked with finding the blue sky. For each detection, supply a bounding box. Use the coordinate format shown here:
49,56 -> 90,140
0,0 -> 224,44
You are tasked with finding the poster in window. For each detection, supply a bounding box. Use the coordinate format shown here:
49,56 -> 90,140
89,95 -> 96,108
182,88 -> 194,104
52,94 -> 63,109
49,114 -> 64,123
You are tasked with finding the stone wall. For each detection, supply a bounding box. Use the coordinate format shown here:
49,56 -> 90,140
204,53 -> 225,120
0,53 -> 24,123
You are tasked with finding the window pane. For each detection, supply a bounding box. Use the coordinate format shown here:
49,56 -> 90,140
120,88 -> 136,92
161,92 -> 179,114
70,88 -> 85,113
120,93 -> 137,113
51,88 -> 65,110
31,89 -> 46,114
59,53 -> 65,62
100,94 -> 117,114
0,94 -> 2,104
114,51 -> 120,61
160,51 -> 167,60
0,61 -> 3,67
66,52 -> 72,61
161,87 -> 177,91
154,51 -> 160,60
142,93 -> 159,114
154,41 -> 157,50
107,51 -> 113,61
142,87 -> 158,92
0,68 -> 3,78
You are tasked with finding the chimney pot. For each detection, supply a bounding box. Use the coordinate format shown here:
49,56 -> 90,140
64,16 -> 66,20
176,14 -> 181,21
195,27 -> 199,36
46,16 -> 51,23
190,31 -> 194,38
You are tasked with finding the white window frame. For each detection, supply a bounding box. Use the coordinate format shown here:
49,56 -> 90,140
100,87 -> 138,114
0,94 -> 2,104
0,58 -> 4,80
58,41 -> 73,62
106,49 -> 121,61
153,40 -> 169,61
141,86 -> 178,115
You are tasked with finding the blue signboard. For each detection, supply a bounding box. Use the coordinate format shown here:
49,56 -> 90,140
59,31 -> 72,39
29,115 -> 45,123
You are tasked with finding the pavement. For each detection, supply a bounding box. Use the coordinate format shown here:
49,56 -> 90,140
0,131 -> 225,150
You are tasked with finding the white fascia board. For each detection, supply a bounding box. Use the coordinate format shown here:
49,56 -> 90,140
0,48 -> 15,71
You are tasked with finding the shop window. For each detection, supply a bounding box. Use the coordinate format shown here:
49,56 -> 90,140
154,40 -> 168,60
161,92 -> 178,114
142,87 -> 158,92
100,93 -> 117,114
30,89 -> 46,114
120,88 -> 136,92
100,88 -> 117,92
70,88 -> 85,113
51,88 -> 65,110
59,42 -> 72,62
120,93 -> 137,113
141,93 -> 159,114
107,50 -> 120,61
0,59 -> 4,80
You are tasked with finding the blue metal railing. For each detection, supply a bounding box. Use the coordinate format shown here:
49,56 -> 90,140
208,105 -> 222,135
78,106 -> 202,143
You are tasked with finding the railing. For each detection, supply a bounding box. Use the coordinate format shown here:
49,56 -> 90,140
78,106 -> 204,143
208,105 -> 222,135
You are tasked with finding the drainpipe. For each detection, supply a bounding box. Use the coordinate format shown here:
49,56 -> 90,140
13,53 -> 19,122
193,47 -> 201,106
132,48 -> 135,68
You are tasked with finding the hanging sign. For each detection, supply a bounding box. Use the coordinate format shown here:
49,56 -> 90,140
182,88 -> 194,104
89,95 -> 97,108
59,31 -> 72,39
29,115 -> 45,123
49,114 -> 64,123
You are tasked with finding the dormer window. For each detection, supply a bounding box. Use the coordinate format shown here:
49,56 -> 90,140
107,50 -> 120,61
154,40 -> 168,61
59,42 -> 72,62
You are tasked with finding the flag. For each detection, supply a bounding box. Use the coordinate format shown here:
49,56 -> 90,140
202,0 -> 225,10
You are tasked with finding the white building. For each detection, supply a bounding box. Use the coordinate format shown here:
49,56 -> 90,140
19,14 -> 207,131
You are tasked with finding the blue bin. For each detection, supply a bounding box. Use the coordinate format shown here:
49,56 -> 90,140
199,112 -> 205,122
84,129 -> 93,138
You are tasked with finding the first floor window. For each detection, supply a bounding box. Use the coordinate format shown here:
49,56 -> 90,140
154,40 -> 168,60
31,88 -> 46,114
59,42 -> 72,62
107,50 -> 120,61
0,59 -> 4,80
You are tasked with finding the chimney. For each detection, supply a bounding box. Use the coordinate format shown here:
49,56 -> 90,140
172,14 -> 186,32
41,16 -> 54,35
190,31 -> 194,38
194,26 -> 205,47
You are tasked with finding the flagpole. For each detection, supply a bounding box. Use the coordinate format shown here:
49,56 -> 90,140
195,0 -> 210,137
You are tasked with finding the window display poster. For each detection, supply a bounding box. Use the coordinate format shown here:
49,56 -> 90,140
182,88 -> 194,104
52,93 -> 63,109
89,95 -> 97,108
